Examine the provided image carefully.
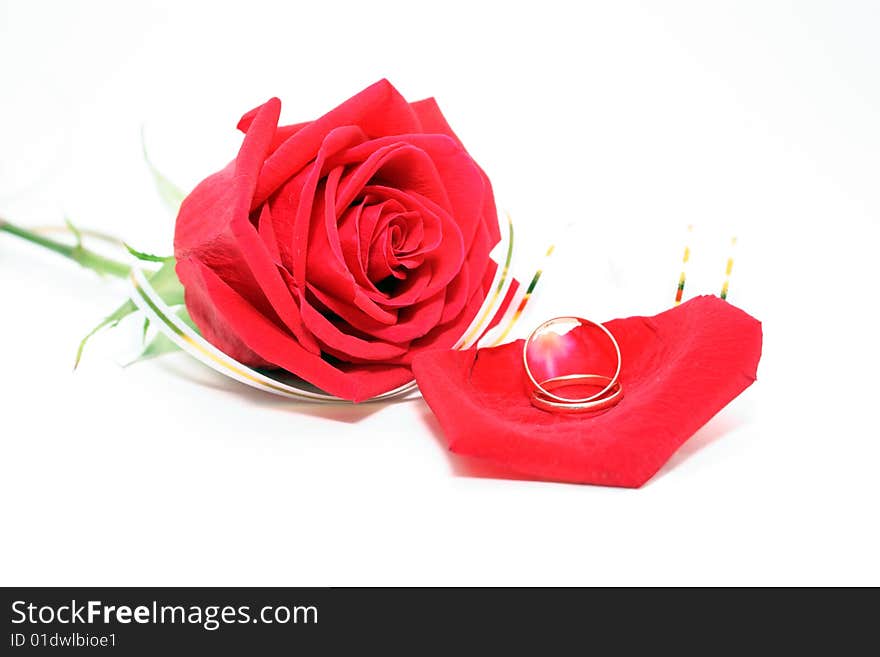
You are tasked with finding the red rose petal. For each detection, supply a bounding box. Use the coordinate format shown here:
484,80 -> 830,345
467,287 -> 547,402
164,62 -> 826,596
251,79 -> 421,207
175,97 -> 280,258
410,98 -> 500,246
186,259 -> 412,402
329,139 -> 453,213
412,296 -> 763,487
289,126 -> 368,286
404,258 -> 497,360
228,205 -> 321,355
175,98 -> 322,358
299,296 -> 410,362
410,97 -> 463,147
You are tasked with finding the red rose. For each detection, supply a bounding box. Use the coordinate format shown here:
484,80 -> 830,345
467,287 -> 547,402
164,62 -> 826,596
174,80 -> 500,401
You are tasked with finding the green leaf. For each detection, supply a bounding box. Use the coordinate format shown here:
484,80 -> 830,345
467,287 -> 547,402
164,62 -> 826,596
141,126 -> 187,216
74,299 -> 137,369
64,217 -> 83,248
124,242 -> 171,263
75,257 -> 185,368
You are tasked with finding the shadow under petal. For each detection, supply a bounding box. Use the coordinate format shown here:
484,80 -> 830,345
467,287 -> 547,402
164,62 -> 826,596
651,412 -> 747,483
152,354 -> 418,424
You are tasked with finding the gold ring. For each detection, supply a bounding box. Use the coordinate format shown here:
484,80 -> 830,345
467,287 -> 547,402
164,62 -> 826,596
523,316 -> 622,404
529,374 -> 624,413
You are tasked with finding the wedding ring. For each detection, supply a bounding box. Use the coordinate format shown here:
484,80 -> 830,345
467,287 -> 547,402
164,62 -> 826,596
529,374 -> 623,414
523,316 -> 622,405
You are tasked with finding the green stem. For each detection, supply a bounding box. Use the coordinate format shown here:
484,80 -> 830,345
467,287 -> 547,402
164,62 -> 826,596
0,217 -> 130,278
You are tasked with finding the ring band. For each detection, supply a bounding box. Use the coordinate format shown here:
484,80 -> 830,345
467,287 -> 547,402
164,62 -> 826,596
529,374 -> 624,414
523,316 -> 622,404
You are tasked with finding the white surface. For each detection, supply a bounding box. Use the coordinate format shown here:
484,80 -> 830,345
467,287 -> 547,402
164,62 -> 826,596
1,0 -> 878,585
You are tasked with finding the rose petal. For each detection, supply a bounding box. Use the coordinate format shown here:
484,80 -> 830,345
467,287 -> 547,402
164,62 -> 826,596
409,101 -> 501,245
329,140 -> 453,213
257,203 -> 282,265
299,295 -> 410,362
237,111 -> 307,153
289,126 -> 369,286
175,97 -> 320,355
412,296 -> 763,487
228,205 -> 321,354
185,259 -> 412,402
251,79 -> 422,207
176,97 -> 280,258
307,282 -> 446,344
333,134 -> 487,253
398,257 -> 497,363
410,97 -> 464,146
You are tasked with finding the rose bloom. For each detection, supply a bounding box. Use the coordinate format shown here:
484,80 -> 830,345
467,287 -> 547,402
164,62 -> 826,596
174,80 -> 500,401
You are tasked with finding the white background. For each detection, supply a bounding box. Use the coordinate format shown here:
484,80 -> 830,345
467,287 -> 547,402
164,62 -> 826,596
1,0 -> 878,585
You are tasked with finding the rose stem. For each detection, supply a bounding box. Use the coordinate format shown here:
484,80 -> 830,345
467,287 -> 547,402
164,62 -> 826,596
0,216 -> 130,278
